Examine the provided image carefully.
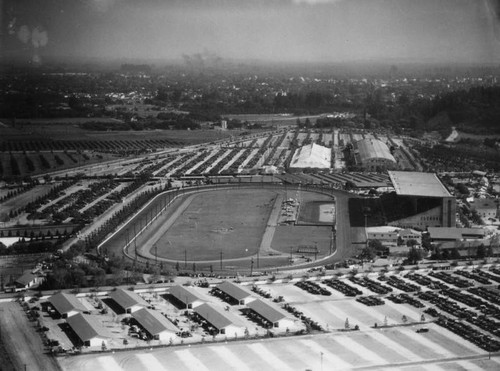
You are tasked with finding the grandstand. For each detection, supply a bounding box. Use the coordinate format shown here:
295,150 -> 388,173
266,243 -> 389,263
386,171 -> 456,229
349,171 -> 456,230
354,139 -> 396,172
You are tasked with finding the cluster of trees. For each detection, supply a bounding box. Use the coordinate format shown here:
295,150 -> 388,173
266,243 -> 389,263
0,239 -> 59,256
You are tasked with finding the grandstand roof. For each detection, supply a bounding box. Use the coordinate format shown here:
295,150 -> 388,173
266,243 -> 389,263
290,143 -> 331,169
356,139 -> 396,163
388,171 -> 452,197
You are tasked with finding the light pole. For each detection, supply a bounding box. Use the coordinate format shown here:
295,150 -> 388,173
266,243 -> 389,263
220,251 -> 223,270
250,258 -> 254,277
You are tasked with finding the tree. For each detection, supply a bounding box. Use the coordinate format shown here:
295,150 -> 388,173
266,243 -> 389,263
476,244 -> 486,259
407,247 -> 422,265
450,248 -> 461,260
406,239 -> 418,247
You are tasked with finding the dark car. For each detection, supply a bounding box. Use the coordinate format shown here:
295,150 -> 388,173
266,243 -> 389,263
416,328 -> 429,333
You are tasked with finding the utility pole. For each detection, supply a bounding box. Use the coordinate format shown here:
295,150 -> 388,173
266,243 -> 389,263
220,251 -> 223,270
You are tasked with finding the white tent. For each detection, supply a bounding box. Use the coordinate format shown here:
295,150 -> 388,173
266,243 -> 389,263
290,143 -> 331,169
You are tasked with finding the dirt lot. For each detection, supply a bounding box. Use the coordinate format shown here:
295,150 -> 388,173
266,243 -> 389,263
0,301 -> 61,371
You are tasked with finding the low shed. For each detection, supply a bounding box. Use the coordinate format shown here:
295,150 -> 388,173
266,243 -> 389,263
131,308 -> 179,341
169,285 -> 206,309
109,288 -> 149,313
67,313 -> 113,347
48,292 -> 87,318
246,299 -> 297,329
215,281 -> 255,305
194,303 -> 247,337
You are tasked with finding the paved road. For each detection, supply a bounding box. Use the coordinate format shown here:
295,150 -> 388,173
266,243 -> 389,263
0,302 -> 61,371
258,193 -> 285,255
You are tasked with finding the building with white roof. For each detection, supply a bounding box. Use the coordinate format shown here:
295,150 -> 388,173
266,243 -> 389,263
289,143 -> 331,169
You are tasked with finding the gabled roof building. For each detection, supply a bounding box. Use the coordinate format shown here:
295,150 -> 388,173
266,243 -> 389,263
215,281 -> 256,305
48,292 -> 87,318
66,313 -> 113,347
131,308 -> 179,341
109,288 -> 149,313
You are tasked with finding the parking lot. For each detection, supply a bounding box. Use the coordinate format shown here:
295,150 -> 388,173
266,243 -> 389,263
8,264 -> 500,370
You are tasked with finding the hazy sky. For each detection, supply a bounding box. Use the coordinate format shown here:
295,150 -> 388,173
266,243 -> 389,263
2,0 -> 500,64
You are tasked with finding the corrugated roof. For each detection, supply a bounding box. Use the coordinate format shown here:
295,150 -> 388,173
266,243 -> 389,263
216,281 -> 254,301
194,303 -> 245,330
247,299 -> 292,323
132,308 -> 178,335
389,171 -> 451,197
169,285 -> 205,305
356,139 -> 395,163
109,288 -> 148,310
48,292 -> 87,315
67,313 -> 112,341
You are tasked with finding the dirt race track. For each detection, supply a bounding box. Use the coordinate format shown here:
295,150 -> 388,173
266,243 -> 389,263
0,302 -> 61,371
103,184 -> 346,271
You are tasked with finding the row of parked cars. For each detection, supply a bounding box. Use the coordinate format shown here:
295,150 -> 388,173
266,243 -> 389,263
294,281 -> 331,296
349,276 -> 392,294
454,270 -> 491,285
436,316 -> 500,352
282,303 -> 323,331
404,272 -> 449,290
386,293 -> 424,308
356,295 -> 385,306
380,276 -> 420,292
322,279 -> 362,297
429,271 -> 473,288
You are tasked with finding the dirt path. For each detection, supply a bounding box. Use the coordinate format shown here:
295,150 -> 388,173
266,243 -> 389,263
0,302 -> 61,371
